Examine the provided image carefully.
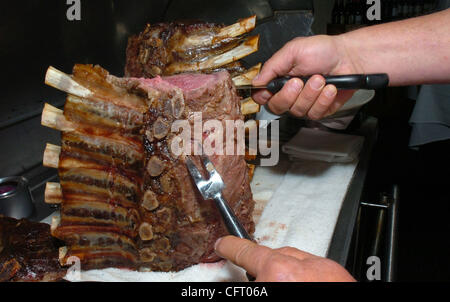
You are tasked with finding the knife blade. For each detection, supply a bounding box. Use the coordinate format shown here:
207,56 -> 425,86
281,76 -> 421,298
236,73 -> 389,94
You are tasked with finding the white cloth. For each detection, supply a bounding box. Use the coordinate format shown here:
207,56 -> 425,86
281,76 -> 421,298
282,128 -> 364,163
254,159 -> 358,257
42,157 -> 359,282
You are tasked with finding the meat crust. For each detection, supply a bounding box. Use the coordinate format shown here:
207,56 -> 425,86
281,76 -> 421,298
51,64 -> 254,272
0,215 -> 66,282
125,21 -> 247,78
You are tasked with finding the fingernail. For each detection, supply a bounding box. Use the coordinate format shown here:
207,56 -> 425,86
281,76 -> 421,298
324,85 -> 337,98
289,79 -> 303,92
252,74 -> 263,86
260,90 -> 272,102
214,237 -> 224,257
310,76 -> 325,90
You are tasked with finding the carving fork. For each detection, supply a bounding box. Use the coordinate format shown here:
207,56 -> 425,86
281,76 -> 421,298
185,154 -> 256,281
185,154 -> 252,240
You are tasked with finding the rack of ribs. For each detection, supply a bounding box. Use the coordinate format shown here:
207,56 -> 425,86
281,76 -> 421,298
41,63 -> 257,272
125,15 -> 259,78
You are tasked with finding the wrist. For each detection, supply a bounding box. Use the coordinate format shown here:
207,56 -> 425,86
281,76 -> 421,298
334,33 -> 365,75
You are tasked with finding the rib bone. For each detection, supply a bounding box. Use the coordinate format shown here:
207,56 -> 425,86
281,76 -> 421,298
43,143 -> 61,168
51,215 -> 61,236
45,69 -> 256,118
177,15 -> 256,51
166,35 -> 259,74
241,97 -> 260,115
217,15 -> 256,40
139,222 -> 153,241
58,246 -> 68,266
45,66 -> 92,98
41,103 -> 75,131
232,63 -> 262,86
45,182 -> 62,204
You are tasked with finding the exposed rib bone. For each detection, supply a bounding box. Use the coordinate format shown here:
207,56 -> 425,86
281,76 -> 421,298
45,182 -> 62,204
232,63 -> 262,86
166,35 -> 259,74
41,103 -> 75,131
177,15 -> 256,51
45,66 -> 92,98
58,246 -> 68,266
241,97 -> 260,115
43,143 -> 61,168
139,248 -> 156,262
218,15 -> 256,40
139,223 -> 153,241
42,144 -> 61,168
51,216 -> 61,236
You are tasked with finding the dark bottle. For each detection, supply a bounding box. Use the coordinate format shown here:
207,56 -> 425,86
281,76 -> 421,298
345,0 -> 354,24
339,0 -> 346,24
386,0 -> 394,22
391,0 -> 399,20
332,0 -> 340,24
408,0 -> 415,17
424,0 -> 436,13
397,0 -> 405,18
401,0 -> 409,18
354,0 -> 363,25
404,0 -> 410,17
414,0 -> 424,16
397,0 -> 403,18
423,0 -> 431,14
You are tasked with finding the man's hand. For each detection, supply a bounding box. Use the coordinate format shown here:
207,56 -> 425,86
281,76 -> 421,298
252,35 -> 359,120
215,236 -> 356,282
252,9 -> 450,117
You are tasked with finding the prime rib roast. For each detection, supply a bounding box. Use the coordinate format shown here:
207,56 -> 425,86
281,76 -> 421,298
0,215 -> 66,282
0,15 -> 262,279
42,63 -> 256,272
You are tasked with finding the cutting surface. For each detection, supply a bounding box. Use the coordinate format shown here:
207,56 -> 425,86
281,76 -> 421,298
41,156 -> 358,281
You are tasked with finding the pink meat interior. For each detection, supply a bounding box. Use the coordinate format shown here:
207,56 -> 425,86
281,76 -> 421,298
133,72 -> 227,94
163,73 -> 217,91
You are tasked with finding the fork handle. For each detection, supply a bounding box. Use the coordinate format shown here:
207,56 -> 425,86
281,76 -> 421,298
214,193 -> 255,281
214,193 -> 252,240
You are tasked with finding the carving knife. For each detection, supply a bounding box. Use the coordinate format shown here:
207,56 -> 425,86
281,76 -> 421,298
236,73 -> 389,93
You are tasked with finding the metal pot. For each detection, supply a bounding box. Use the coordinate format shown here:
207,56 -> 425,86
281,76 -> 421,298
0,176 -> 34,219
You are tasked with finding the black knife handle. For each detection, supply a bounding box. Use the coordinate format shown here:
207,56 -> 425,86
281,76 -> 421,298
266,73 -> 389,94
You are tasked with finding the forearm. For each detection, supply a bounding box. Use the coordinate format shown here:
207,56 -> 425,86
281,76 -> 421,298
337,9 -> 450,86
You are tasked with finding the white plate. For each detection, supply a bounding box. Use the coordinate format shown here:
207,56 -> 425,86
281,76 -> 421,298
337,89 -> 375,113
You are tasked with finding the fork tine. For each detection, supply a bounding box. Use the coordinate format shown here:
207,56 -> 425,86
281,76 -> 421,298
200,153 -> 225,187
200,153 -> 215,175
185,156 -> 206,184
197,144 -> 217,178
